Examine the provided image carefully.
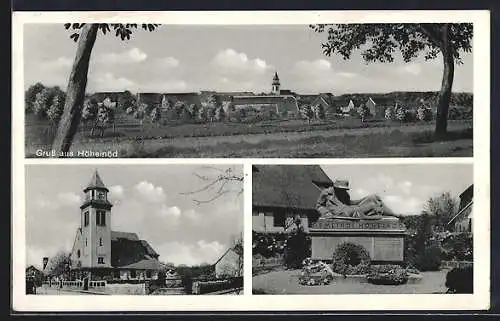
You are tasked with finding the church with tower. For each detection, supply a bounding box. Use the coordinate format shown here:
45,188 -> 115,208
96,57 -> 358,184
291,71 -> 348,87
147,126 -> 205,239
69,170 -> 163,281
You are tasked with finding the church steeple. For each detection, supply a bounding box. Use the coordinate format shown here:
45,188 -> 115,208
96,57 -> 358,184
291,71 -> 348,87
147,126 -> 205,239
84,169 -> 109,193
81,169 -> 112,210
272,71 -> 281,95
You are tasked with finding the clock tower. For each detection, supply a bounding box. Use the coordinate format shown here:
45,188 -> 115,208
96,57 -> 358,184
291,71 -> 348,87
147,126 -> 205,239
79,170 -> 113,269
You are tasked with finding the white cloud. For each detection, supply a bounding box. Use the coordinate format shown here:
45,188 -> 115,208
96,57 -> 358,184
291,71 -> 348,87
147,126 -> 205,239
158,240 -> 226,266
134,181 -> 166,203
398,181 -> 413,195
211,48 -> 271,74
35,192 -> 81,209
108,185 -> 125,203
294,59 -> 332,72
98,48 -> 148,64
40,56 -> 73,70
137,80 -> 188,92
88,72 -> 135,92
158,205 -> 181,219
383,195 -> 423,215
57,192 -> 81,205
156,57 -> 180,68
398,63 -> 422,76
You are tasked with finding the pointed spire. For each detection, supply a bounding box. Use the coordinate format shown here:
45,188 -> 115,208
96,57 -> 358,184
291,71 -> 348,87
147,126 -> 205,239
272,71 -> 280,85
85,169 -> 108,191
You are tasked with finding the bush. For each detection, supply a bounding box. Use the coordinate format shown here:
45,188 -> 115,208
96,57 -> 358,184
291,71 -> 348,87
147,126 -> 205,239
414,245 -> 442,271
332,242 -> 371,275
193,277 -> 243,294
367,265 -> 409,285
446,266 -> 473,293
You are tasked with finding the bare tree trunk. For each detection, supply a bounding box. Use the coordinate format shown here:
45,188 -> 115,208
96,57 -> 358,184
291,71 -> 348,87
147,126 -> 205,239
51,24 -> 99,155
435,24 -> 455,137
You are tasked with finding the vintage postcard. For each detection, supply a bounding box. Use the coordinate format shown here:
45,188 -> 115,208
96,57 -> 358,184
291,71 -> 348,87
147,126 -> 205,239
12,10 -> 490,313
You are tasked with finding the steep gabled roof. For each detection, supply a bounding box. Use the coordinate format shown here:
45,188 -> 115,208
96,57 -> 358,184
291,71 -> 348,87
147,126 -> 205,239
252,165 -> 333,210
111,233 -> 161,269
111,231 -> 139,241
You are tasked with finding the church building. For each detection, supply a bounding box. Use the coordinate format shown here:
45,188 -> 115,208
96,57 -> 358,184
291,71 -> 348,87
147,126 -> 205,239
69,170 -> 164,281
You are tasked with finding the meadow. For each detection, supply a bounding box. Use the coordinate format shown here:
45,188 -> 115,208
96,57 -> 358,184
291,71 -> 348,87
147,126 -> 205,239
25,111 -> 473,158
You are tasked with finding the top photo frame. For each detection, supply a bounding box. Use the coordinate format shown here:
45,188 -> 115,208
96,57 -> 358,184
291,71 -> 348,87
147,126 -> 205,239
13,11 -> 489,159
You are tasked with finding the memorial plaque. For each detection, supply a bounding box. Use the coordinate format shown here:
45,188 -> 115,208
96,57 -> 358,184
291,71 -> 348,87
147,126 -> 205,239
309,217 -> 407,262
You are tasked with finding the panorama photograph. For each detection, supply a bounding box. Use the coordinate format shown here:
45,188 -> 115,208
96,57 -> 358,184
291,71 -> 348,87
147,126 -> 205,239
24,23 -> 473,158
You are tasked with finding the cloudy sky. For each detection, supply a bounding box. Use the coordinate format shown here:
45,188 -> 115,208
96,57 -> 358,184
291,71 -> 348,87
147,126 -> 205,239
25,164 -> 243,268
322,164 -> 472,216
24,24 -> 473,94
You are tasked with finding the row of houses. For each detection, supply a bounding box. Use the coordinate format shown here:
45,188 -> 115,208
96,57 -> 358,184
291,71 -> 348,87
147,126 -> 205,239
89,72 -> 396,118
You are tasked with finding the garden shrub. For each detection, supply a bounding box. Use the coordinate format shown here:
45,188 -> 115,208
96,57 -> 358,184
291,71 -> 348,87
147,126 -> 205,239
367,265 -> 409,285
414,245 -> 442,271
445,266 -> 473,293
332,242 -> 371,275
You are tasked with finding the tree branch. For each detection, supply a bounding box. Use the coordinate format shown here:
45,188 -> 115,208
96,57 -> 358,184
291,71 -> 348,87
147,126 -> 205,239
417,24 -> 444,50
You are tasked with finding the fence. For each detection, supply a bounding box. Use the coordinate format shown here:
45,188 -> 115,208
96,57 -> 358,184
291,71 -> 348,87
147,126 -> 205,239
441,261 -> 473,269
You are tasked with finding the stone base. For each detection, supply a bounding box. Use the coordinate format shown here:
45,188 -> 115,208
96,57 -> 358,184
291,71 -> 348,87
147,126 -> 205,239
309,218 -> 407,262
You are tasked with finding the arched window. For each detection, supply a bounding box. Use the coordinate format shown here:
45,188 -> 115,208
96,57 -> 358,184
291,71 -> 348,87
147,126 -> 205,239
99,237 -> 103,246
77,250 -> 81,258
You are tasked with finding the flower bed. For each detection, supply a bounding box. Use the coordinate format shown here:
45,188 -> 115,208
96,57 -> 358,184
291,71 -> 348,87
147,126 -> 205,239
367,265 -> 409,285
192,277 -> 243,294
331,242 -> 371,276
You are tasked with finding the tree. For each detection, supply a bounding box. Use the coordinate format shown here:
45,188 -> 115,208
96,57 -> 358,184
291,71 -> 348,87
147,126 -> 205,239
46,251 -> 71,278
46,92 -> 65,124
119,90 -> 136,111
357,103 -> 370,123
188,103 -> 200,122
207,107 -> 217,123
215,106 -> 226,122
385,106 -> 394,121
25,82 -> 46,113
417,105 -> 433,121
32,88 -> 52,118
51,23 -> 160,155
81,98 -> 99,135
395,104 -> 409,122
150,106 -> 162,127
310,23 -> 473,136
197,106 -> 208,123
180,166 -> 244,205
300,104 -> 314,123
134,103 -> 149,125
424,191 -> 458,233
314,103 -> 326,120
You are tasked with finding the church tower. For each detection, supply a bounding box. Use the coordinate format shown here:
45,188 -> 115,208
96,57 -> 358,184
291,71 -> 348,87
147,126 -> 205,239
272,71 -> 281,95
79,170 -> 113,269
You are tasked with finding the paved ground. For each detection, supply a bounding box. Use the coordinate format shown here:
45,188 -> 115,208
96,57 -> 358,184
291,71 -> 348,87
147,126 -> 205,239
34,286 -> 95,295
252,269 -> 449,294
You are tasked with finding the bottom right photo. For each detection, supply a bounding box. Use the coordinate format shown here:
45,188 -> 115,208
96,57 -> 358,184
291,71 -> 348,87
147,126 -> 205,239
252,163 -> 473,295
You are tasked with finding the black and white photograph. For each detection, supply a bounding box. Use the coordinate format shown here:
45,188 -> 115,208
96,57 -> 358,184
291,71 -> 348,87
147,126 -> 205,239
25,164 -> 244,295
252,164 -> 473,294
24,23 -> 473,158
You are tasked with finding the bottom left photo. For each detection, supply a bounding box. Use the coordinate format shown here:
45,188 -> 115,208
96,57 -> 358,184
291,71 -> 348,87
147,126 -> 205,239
24,164 -> 244,295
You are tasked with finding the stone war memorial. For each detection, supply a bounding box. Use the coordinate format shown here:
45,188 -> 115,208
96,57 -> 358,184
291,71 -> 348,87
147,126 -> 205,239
311,179 -> 407,263
309,217 -> 407,263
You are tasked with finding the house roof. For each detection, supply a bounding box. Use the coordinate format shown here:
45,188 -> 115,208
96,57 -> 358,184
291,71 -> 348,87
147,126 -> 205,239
213,247 -> 236,266
111,231 -> 139,241
111,233 -> 160,269
84,170 -> 108,192
252,165 -> 333,210
448,201 -> 473,226
120,259 -> 164,270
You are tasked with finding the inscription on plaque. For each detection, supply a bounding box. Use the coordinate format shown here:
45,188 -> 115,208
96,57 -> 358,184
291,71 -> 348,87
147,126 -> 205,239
312,219 -> 405,230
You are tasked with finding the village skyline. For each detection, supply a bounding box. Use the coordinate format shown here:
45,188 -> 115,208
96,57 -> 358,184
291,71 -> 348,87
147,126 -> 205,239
24,24 -> 473,94
25,165 -> 244,268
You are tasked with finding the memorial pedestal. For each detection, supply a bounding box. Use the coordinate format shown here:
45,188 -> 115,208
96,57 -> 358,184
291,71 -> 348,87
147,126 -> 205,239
309,217 -> 407,263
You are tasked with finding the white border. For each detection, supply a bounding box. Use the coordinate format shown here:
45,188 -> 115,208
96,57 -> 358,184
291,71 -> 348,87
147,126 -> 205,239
12,10 -> 490,312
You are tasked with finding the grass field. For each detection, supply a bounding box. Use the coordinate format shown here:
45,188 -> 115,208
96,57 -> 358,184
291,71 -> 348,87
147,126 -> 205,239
252,269 -> 449,294
25,113 -> 473,158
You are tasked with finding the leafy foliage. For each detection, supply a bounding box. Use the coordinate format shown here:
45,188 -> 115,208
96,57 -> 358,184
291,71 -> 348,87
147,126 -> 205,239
332,242 -> 371,276
417,105 -> 434,121
64,23 -> 161,42
424,191 -> 458,232
445,266 -> 473,293
310,23 -> 473,64
32,88 -> 52,117
357,103 -> 370,122
367,265 -> 409,285
46,251 -> 71,277
414,245 -> 442,271
25,82 -> 46,113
